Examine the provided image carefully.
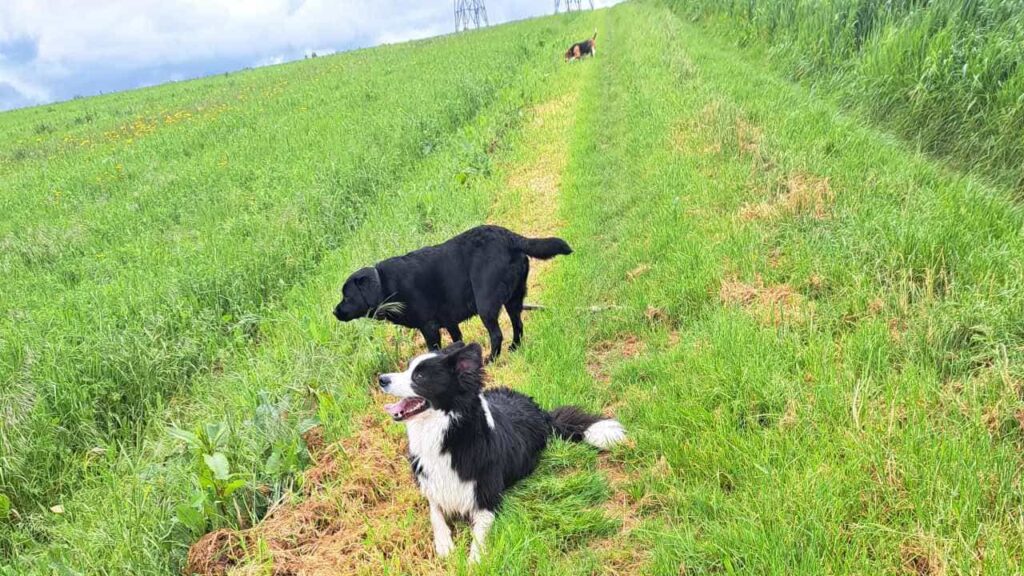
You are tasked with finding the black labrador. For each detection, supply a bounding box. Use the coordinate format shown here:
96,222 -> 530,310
333,225 -> 572,360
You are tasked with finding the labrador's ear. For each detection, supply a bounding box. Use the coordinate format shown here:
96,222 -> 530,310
353,267 -> 382,308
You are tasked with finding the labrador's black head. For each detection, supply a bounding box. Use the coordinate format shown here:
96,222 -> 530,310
333,266 -> 383,322
378,342 -> 484,419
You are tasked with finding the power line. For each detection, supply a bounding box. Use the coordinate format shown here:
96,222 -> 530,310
455,0 -> 489,32
555,0 -> 594,13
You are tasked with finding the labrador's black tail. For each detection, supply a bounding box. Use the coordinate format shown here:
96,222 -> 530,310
516,235 -> 573,260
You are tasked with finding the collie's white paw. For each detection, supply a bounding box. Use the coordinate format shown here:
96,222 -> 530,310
435,535 -> 455,558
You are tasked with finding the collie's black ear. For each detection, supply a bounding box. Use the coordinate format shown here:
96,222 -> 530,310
447,342 -> 482,375
440,341 -> 467,355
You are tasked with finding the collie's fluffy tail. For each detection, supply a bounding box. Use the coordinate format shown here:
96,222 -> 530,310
550,406 -> 625,450
515,235 -> 573,260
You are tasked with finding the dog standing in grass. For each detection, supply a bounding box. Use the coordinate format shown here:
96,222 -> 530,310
333,225 -> 572,360
565,30 -> 597,62
379,342 -> 626,563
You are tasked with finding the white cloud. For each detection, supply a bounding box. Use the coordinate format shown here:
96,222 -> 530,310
376,26 -> 446,46
0,0 -> 625,111
254,54 -> 286,68
0,67 -> 50,103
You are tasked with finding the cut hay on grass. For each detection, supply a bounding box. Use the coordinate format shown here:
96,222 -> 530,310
739,172 -> 833,222
719,274 -> 810,325
187,413 -> 441,576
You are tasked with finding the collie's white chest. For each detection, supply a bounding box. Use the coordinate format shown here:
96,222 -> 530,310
406,411 -> 477,517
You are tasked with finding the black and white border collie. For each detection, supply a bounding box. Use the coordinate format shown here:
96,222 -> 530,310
379,342 -> 626,563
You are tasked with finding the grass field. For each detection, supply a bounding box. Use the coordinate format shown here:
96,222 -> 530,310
3,1 -> 1024,574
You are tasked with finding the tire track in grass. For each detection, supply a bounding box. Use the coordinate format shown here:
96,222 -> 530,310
185,60 -> 593,576
469,80 -> 580,382
478,26 -> 653,574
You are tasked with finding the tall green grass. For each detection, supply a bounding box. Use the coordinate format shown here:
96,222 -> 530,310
661,0 -> 1024,191
0,24 -> 546,517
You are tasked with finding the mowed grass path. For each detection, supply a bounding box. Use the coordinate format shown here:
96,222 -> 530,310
5,2 -> 1024,574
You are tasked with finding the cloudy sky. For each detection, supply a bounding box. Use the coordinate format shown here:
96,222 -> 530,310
0,0 -> 621,112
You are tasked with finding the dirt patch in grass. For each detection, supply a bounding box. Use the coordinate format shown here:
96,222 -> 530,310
778,399 -> 799,429
735,117 -> 762,157
301,426 -> 326,458
588,534 -> 651,575
900,534 -> 947,576
187,529 -> 248,576
868,297 -> 886,315
739,172 -> 833,222
598,455 -> 642,535
719,274 -> 809,325
587,335 -> 647,383
582,453 -> 651,574
644,305 -> 668,326
187,412 -> 442,576
671,101 -> 725,157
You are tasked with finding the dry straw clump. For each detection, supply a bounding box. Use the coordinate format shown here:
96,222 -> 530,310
187,414 -> 444,576
719,274 -> 809,325
739,173 -> 833,222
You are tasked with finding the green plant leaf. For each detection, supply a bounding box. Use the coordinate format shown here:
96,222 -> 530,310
204,452 -> 231,480
222,479 -> 247,498
47,561 -> 82,576
0,493 -> 10,520
168,426 -> 200,448
265,451 -> 283,475
297,417 -> 320,434
175,503 -> 206,535
204,422 -> 229,449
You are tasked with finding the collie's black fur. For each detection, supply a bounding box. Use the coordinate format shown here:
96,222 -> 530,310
333,225 -> 572,360
378,342 -> 625,562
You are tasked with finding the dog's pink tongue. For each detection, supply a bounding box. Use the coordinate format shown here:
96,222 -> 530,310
384,401 -> 404,418
384,398 -> 419,418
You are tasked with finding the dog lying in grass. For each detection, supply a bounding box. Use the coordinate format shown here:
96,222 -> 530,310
379,342 -> 626,563
565,30 -> 597,62
333,225 -> 572,360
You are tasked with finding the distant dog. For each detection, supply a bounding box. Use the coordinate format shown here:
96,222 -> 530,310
379,342 -> 626,562
333,225 -> 572,360
565,30 -> 597,62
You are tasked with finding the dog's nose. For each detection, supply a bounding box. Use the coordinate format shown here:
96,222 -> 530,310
378,375 -> 390,388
